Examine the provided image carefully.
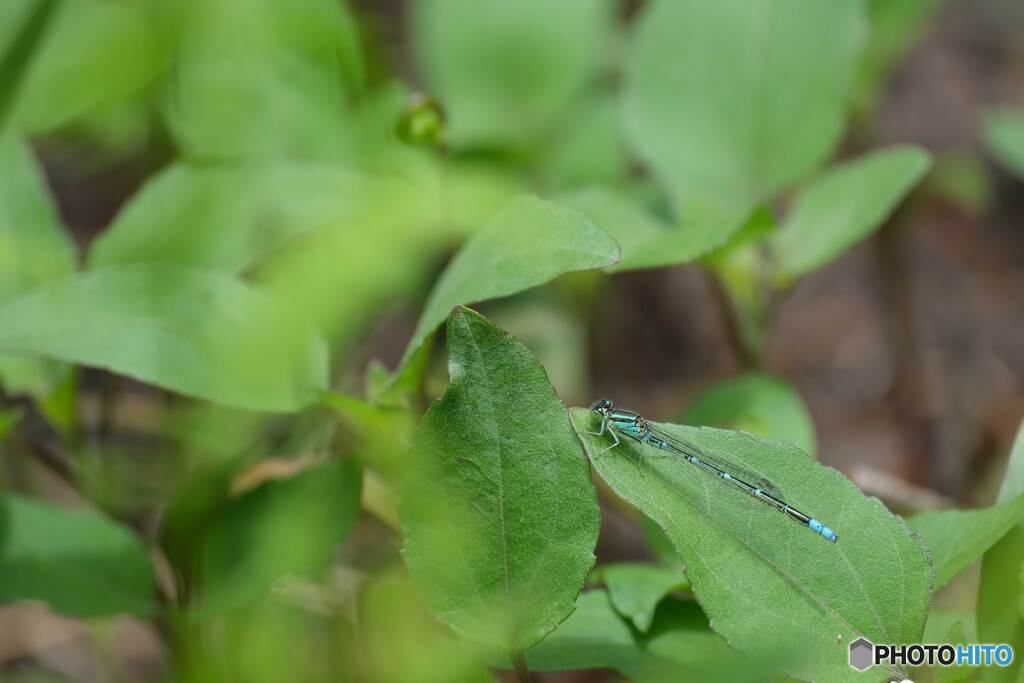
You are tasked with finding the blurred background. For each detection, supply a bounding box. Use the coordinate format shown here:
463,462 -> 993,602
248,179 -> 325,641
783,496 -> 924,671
1,0 -> 1024,681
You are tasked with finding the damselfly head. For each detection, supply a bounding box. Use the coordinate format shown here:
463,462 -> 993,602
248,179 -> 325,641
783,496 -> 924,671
592,399 -> 613,415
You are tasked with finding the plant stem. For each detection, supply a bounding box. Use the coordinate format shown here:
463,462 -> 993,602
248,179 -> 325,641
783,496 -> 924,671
510,650 -> 534,683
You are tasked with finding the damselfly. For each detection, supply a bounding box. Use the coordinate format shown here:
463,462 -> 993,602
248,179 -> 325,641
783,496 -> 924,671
588,399 -> 838,543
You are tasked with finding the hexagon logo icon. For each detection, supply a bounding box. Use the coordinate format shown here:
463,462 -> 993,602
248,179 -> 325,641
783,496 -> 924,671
849,637 -> 874,671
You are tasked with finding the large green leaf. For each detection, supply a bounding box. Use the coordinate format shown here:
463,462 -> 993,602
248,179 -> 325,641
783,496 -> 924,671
910,494 -> 1024,590
594,562 -> 687,632
984,110 -> 1024,182
625,0 -> 865,225
978,420 -> 1024,683
0,0 -> 167,134
0,495 -> 154,617
560,188 -> 728,272
399,194 -> 618,366
411,0 -> 613,147
571,408 -> 932,682
681,373 -> 817,455
769,146 -> 931,280
0,135 -> 75,396
0,265 -> 327,411
401,308 -> 600,653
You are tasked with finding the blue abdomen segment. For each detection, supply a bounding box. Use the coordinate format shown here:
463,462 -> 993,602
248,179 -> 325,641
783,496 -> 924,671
809,519 -> 838,543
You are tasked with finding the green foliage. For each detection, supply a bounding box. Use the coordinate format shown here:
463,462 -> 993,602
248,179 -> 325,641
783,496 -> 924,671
681,373 -> 817,455
560,188 -> 728,272
769,146 -> 932,280
0,495 -> 155,617
910,493 -> 1024,590
978,421 -> 1024,683
0,135 -> 75,396
0,1 -> 1004,680
400,194 -> 619,366
412,0 -> 614,147
0,266 -> 326,411
515,590 -> 759,681
593,562 -> 688,632
401,308 -> 600,652
572,408 -> 931,682
176,458 -> 361,617
625,0 -> 865,226
0,0 -> 167,134
984,110 -> 1024,181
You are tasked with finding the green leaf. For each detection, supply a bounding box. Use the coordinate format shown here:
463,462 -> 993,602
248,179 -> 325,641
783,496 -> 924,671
681,373 -> 817,455
0,0 -> 59,130
625,0 -> 865,225
560,188 -> 729,272
411,0 -> 614,147
538,92 -> 628,191
978,420 -> 1024,683
0,0 -> 168,134
930,616 -> 978,683
190,458 -> 362,618
984,110 -> 1024,182
770,146 -> 931,280
162,0 -> 364,161
0,135 -> 75,396
399,194 -> 618,366
910,494 -> 1024,590
516,591 -> 760,681
0,265 -> 327,412
401,307 -> 600,652
571,408 -> 932,682
0,495 -> 154,617
596,562 -> 687,632
89,162 -> 406,272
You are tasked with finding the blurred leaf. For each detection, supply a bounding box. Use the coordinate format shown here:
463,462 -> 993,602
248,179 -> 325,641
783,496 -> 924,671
360,571 -> 493,683
0,0 -> 168,134
399,194 -> 618,367
0,495 -> 154,617
320,391 -> 415,480
539,92 -> 628,191
625,0 -> 865,226
401,308 -> 600,652
189,458 -> 361,618
595,562 -> 687,632
769,146 -> 931,281
162,0 -> 366,161
978,420 -> 1024,683
0,406 -> 21,440
0,265 -> 327,412
395,95 -> 446,149
984,110 -> 1024,182
0,0 -> 59,129
560,188 -> 728,272
910,494 -> 1024,590
89,161 -> 406,272
366,337 -> 433,410
0,135 -> 75,396
411,0 -> 614,147
854,0 -> 946,115
571,408 -> 931,682
681,373 -> 817,455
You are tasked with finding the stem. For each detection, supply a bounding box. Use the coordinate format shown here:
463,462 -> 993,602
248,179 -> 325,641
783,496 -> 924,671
703,270 -> 760,369
510,650 -> 534,683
